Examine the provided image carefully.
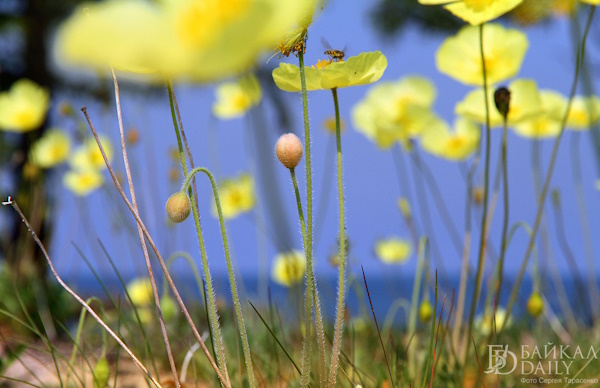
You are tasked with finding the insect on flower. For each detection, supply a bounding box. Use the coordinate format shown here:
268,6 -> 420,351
321,37 -> 345,62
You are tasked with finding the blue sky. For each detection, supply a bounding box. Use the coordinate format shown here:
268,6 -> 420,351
45,1 -> 600,302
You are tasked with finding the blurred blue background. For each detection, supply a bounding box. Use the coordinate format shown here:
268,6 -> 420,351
3,0 -> 600,319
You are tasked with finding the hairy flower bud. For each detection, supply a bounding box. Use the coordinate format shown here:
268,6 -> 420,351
166,191 -> 191,223
275,133 -> 303,169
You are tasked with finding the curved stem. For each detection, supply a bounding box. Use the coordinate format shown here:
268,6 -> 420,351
501,5 -> 596,334
183,167 -> 256,388
167,81 -> 231,386
328,87 -> 347,387
464,23 -> 491,367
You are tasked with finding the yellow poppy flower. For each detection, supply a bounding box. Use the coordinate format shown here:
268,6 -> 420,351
436,23 -> 528,86
0,79 -> 50,133
418,0 -> 524,25
455,79 -> 543,127
63,169 -> 104,196
212,74 -> 262,119
216,173 -> 255,219
374,238 -> 412,264
29,129 -> 71,168
580,0 -> 600,4
272,51 -> 387,92
271,250 -> 306,287
421,117 -> 480,161
126,277 -> 154,307
55,0 -> 315,82
475,307 -> 512,336
352,76 -> 437,149
513,90 -> 567,139
566,95 -> 600,130
70,135 -> 113,171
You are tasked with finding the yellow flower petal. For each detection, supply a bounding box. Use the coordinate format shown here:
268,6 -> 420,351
421,117 -> 480,161
216,173 -> 255,219
63,169 -> 104,196
70,135 -> 113,171
513,90 -> 567,139
213,74 -> 262,119
0,79 -> 50,133
271,250 -> 306,287
580,0 -> 600,4
272,51 -> 387,92
456,79 -> 543,127
445,0 -> 525,25
29,129 -> 71,168
436,23 -> 528,86
352,76 -> 437,149
566,95 -> 600,130
55,0 -> 314,82
374,238 -> 412,264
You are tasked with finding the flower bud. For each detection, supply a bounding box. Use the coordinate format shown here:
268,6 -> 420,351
93,356 -> 110,388
527,292 -> 544,317
494,87 -> 511,119
418,300 -> 433,323
166,191 -> 191,223
275,133 -> 303,169
160,294 -> 178,322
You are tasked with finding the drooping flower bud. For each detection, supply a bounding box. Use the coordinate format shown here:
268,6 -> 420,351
166,191 -> 191,223
494,86 -> 511,119
275,133 -> 303,169
527,292 -> 544,317
93,356 -> 110,388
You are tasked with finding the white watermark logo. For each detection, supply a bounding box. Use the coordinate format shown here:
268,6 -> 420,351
485,345 -> 517,375
484,343 -> 599,384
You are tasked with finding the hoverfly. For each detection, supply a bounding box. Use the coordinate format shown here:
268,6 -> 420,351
321,37 -> 346,62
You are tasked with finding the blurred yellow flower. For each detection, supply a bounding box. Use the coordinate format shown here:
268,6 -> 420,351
352,76 -> 438,149
418,0 -> 524,25
456,79 -> 543,127
29,129 -> 71,168
323,116 -> 346,134
63,169 -> 104,196
566,95 -> 600,130
127,277 -> 154,307
475,307 -> 512,336
56,0 -> 316,82
580,0 -> 600,4
70,135 -> 113,171
436,24 -> 528,86
271,250 -> 306,287
0,79 -> 50,133
272,51 -> 387,92
212,74 -> 262,119
374,238 -> 411,264
513,90 -> 567,139
216,173 -> 255,219
421,117 -> 480,161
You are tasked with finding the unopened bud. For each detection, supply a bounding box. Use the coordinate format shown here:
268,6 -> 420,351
166,192 -> 191,223
93,356 -> 110,388
527,292 -> 544,317
275,133 -> 303,169
494,87 -> 511,119
419,300 -> 433,323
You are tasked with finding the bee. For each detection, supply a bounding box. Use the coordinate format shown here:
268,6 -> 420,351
324,49 -> 345,62
321,37 -> 346,62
